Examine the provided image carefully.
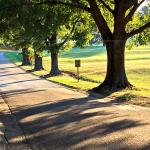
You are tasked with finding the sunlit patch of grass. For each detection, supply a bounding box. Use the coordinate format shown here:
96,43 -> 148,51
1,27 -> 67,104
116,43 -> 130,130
47,74 -> 99,90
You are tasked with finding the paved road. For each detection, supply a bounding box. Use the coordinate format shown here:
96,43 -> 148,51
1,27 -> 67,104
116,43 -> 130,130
0,52 -> 150,150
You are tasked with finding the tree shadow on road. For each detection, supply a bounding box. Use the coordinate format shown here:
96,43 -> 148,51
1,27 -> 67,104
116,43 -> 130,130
2,89 -> 149,150
0,79 -> 41,87
0,72 -> 27,77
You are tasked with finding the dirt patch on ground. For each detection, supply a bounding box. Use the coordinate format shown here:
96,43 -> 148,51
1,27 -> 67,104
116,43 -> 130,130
128,96 -> 150,107
113,94 -> 150,108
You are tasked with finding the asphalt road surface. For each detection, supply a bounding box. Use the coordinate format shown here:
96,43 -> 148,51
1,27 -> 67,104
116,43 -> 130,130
0,52 -> 150,150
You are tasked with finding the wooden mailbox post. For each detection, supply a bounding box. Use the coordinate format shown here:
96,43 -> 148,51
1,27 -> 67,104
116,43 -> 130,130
75,60 -> 81,82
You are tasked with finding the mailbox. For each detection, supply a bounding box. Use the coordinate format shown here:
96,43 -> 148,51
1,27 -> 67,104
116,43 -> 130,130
75,60 -> 81,67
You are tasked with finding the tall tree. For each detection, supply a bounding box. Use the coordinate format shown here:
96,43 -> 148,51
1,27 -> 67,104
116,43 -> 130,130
38,0 -> 150,91
1,23 -> 32,66
0,2 -> 32,66
31,5 -> 94,76
0,3 -> 44,68
46,12 -> 94,76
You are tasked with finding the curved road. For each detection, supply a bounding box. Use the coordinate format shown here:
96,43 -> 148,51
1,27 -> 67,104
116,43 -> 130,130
0,52 -> 150,150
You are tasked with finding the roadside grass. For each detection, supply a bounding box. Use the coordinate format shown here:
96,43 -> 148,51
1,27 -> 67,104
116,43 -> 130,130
4,46 -> 150,107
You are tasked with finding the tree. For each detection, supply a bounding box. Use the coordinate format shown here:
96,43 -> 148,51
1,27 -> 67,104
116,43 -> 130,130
1,0 -> 97,75
37,0 -> 150,91
1,26 -> 32,66
0,2 -> 32,66
24,10 -> 46,71
33,5 -> 94,76
0,3 -> 44,69
15,5 -> 44,69
37,5 -> 74,76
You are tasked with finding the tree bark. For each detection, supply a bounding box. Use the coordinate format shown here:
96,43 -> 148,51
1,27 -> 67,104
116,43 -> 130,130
34,51 -> 43,71
89,1 -> 132,92
93,38 -> 132,92
50,52 -> 61,76
48,33 -> 61,76
21,48 -> 31,66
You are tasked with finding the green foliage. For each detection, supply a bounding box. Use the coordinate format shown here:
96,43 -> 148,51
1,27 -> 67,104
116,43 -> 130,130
126,5 -> 150,48
0,2 -> 97,56
126,40 -> 135,50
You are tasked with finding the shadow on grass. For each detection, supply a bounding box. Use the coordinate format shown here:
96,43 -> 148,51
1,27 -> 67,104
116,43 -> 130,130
127,68 -> 150,75
41,70 -> 101,85
126,57 -> 150,61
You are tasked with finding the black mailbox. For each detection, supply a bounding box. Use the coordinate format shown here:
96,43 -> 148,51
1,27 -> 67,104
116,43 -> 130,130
75,60 -> 81,67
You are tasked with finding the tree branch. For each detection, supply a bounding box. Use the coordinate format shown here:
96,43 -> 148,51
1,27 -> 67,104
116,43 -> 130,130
88,0 -> 112,40
58,19 -> 79,48
98,0 -> 114,15
125,0 -> 146,24
126,21 -> 150,38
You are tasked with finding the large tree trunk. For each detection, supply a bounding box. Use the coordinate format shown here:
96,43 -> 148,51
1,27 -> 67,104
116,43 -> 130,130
34,51 -> 43,71
21,48 -> 31,66
48,33 -> 61,76
50,52 -> 61,76
93,39 -> 132,92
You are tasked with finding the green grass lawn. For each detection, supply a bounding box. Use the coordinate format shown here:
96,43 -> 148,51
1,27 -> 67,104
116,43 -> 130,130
4,46 -> 150,107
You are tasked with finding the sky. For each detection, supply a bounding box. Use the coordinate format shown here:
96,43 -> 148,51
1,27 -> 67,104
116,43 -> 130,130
138,0 -> 149,10
141,0 -> 149,7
